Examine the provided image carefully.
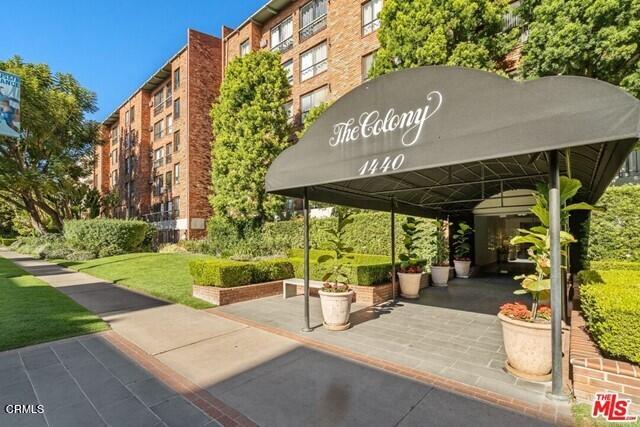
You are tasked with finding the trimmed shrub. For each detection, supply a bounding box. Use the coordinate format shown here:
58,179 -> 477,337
252,259 -> 295,283
579,268 -> 640,363
1,238 -> 16,246
588,260 -> 640,271
98,244 -> 126,258
585,184 -> 640,262
66,250 -> 96,262
10,234 -> 72,260
159,244 -> 188,254
64,219 -> 150,256
189,259 -> 253,288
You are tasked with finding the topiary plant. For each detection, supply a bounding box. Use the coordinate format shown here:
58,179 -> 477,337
430,219 -> 449,267
453,221 -> 474,261
319,210 -> 354,292
399,217 -> 424,273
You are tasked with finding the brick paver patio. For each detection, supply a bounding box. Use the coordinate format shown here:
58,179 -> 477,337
214,276 -> 572,423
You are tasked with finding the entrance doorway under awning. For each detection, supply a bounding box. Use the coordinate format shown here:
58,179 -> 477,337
265,66 -> 640,398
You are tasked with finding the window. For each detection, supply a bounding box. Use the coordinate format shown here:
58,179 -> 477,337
165,142 -> 173,163
173,130 -> 180,152
111,170 -> 118,187
110,126 -> 119,145
283,101 -> 294,124
282,60 -> 294,85
300,0 -> 327,41
172,196 -> 180,214
153,91 -> 164,116
153,120 -> 163,141
174,163 -> 180,184
362,0 -> 382,35
301,86 -> 328,122
130,106 -> 135,123
174,98 -> 181,119
110,148 -> 118,166
124,156 -> 135,176
271,16 -> 293,53
362,51 -> 377,82
153,175 -> 164,196
240,39 -> 250,57
153,147 -> 164,168
165,84 -> 173,108
166,114 -> 173,134
174,68 -> 181,90
165,171 -> 173,192
124,109 -> 131,126
300,42 -> 327,82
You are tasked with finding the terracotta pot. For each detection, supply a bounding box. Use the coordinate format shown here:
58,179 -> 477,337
319,289 -> 353,331
453,260 -> 471,278
498,312 -> 552,382
430,266 -> 450,287
398,272 -> 423,299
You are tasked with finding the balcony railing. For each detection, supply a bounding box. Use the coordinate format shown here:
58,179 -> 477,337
153,102 -> 164,116
143,210 -> 180,223
272,37 -> 293,54
299,14 -> 327,41
165,95 -> 173,109
300,59 -> 327,81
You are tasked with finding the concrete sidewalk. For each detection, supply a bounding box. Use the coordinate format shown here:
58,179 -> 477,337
1,250 -> 558,426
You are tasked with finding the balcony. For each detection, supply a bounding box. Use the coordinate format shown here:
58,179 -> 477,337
153,158 -> 164,169
300,59 -> 327,82
272,37 -> 293,54
153,102 -> 164,116
299,14 -> 327,42
143,210 -> 180,223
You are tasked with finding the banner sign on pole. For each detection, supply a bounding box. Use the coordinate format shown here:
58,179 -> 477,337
0,70 -> 20,138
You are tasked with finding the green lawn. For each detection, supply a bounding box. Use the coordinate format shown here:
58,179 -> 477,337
0,257 -> 109,351
55,253 -> 216,309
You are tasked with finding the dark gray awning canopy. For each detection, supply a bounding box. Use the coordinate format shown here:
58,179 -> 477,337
266,66 -> 640,217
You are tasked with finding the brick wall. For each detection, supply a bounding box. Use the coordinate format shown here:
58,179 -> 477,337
187,29 -> 221,239
193,281 -> 283,306
571,310 -> 640,414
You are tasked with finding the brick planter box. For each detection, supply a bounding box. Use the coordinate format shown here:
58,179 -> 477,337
570,310 -> 640,413
193,280 -> 283,306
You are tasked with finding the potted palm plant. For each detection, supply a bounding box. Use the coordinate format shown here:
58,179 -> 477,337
430,219 -> 450,286
318,210 -> 355,331
499,177 -> 594,381
398,217 -> 425,299
453,221 -> 474,278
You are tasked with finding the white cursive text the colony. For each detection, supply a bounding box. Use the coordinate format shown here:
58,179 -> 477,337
328,91 -> 443,148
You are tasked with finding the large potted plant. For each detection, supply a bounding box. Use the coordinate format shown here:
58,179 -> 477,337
318,210 -> 355,331
398,217 -> 425,299
430,219 -> 450,286
453,221 -> 474,278
499,177 -> 593,381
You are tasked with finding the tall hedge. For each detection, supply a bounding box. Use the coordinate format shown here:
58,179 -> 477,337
64,219 -> 151,256
584,185 -> 640,262
261,212 -> 436,260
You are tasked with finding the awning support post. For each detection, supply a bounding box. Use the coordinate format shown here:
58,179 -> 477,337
547,150 -> 568,400
391,198 -> 396,301
302,188 -> 312,333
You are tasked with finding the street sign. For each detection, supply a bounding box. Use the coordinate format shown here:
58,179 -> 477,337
0,70 -> 20,138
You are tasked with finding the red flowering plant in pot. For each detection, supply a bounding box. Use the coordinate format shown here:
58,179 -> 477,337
498,177 -> 594,382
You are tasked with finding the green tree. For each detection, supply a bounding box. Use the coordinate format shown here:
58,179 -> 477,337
371,0 -> 518,78
0,56 -> 99,233
210,51 -> 291,227
521,0 -> 640,97
296,102 -> 332,139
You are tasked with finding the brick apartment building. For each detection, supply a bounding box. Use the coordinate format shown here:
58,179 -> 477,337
94,0 -> 635,242
94,29 -> 221,241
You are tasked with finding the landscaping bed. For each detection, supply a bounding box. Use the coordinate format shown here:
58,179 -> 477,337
0,257 -> 108,351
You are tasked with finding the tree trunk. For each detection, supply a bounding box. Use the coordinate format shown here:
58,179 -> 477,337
22,196 -> 47,234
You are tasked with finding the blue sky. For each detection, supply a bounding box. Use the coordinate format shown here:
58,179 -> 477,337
2,0 -> 266,121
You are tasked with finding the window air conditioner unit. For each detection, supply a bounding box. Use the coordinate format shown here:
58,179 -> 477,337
259,39 -> 268,48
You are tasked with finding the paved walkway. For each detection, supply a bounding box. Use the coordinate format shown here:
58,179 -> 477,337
0,250 -> 562,426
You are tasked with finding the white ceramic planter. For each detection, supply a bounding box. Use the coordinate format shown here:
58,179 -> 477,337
498,312 -> 552,382
430,266 -> 450,287
398,272 -> 422,299
453,260 -> 471,278
319,289 -> 354,331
